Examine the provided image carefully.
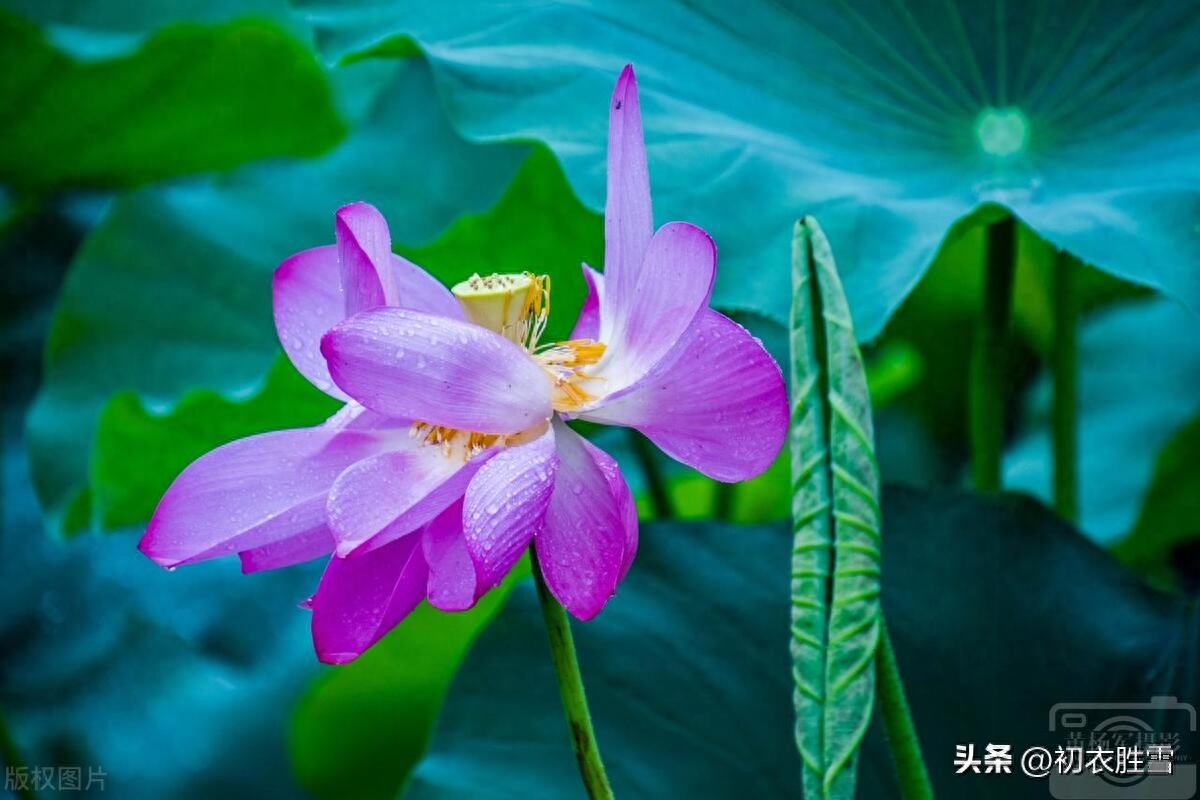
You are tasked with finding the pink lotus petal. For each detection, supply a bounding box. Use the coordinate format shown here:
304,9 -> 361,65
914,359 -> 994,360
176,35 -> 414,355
335,202 -> 393,315
583,308 -> 787,482
602,64 -> 653,341
464,426 -> 559,590
535,421 -> 627,620
322,308 -> 553,434
580,436 -> 639,581
273,245 -> 350,400
422,499 -> 477,612
570,264 -> 604,341
274,204 -> 462,401
239,526 -> 335,573
140,424 -> 397,569
328,445 -> 493,557
310,534 -> 428,665
389,251 -> 465,321
599,222 -> 715,393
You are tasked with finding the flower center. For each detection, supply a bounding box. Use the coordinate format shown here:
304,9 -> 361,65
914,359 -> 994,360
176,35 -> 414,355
452,272 -> 606,412
408,422 -> 505,461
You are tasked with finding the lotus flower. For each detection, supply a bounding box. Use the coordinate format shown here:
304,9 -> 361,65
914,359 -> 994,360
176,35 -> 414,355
138,202 -> 489,659
140,66 -> 787,663
319,66 -> 786,621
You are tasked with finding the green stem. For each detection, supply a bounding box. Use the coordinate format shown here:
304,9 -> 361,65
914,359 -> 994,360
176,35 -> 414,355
1051,252 -> 1079,522
0,704 -> 37,800
531,547 -> 615,800
969,215 -> 1017,492
712,482 -> 735,521
631,432 -> 672,519
876,623 -> 934,800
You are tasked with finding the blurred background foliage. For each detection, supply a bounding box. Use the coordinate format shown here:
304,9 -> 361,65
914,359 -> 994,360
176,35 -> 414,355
1,2 -> 1197,799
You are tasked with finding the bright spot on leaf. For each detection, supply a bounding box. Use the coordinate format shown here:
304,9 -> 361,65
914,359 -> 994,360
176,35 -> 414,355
974,107 -> 1030,157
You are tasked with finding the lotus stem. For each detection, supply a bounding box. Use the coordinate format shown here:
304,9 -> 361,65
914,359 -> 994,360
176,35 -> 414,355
970,214 -> 1017,491
531,546 -> 615,800
631,432 -> 673,518
876,623 -> 935,800
1052,251 -> 1079,521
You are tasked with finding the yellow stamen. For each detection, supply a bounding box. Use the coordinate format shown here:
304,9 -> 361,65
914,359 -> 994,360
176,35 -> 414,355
409,422 -> 506,462
451,271 -> 607,414
534,339 -> 607,412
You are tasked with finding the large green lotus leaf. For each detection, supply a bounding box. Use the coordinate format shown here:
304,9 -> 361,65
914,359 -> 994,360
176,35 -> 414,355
0,9 -> 344,190
26,57 -> 536,535
405,487 -> 1195,799
1004,298 -> 1200,545
298,0 -> 1200,337
0,0 -> 302,57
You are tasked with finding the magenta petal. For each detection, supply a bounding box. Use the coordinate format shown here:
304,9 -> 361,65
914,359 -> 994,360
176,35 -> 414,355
570,264 -> 604,341
601,222 -> 715,393
140,425 -> 396,568
535,421 -> 628,620
422,500 -> 477,612
310,534 -> 428,664
389,252 -> 464,320
581,436 -> 639,581
273,245 -> 350,400
322,308 -> 552,434
274,244 -> 460,402
464,426 -> 559,590
239,526 -> 335,573
336,202 -> 393,315
328,445 -> 492,557
603,64 -> 653,335
584,308 -> 787,482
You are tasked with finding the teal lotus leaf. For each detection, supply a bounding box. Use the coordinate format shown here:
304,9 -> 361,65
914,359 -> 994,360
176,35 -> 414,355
300,0 -> 1200,337
405,488 -> 1197,799
1005,298 -> 1200,544
26,58 -> 528,535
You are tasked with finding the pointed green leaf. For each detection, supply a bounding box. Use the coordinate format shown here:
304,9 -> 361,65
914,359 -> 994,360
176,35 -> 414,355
790,218 -> 882,799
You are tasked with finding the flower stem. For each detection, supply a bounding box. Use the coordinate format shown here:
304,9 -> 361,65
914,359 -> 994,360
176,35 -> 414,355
0,704 -> 37,800
1051,251 -> 1079,522
969,214 -> 1017,492
876,623 -> 934,800
712,482 -> 734,521
530,546 -> 615,800
631,432 -> 673,519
